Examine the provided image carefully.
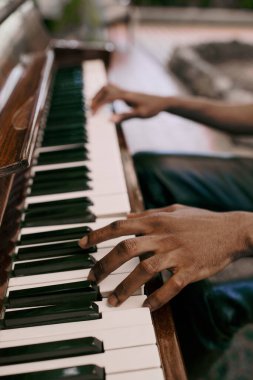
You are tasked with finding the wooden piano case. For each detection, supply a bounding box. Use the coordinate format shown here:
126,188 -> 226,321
0,1 -> 187,379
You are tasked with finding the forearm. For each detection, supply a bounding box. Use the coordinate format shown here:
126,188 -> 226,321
165,96 -> 253,135
235,211 -> 253,260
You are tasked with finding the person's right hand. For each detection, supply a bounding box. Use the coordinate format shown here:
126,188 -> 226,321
79,204 -> 253,311
91,83 -> 170,123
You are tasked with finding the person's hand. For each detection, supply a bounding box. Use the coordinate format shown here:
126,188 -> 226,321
79,204 -> 252,311
91,83 -> 170,123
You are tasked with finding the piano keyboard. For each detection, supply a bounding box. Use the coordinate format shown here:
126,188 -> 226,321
0,60 -> 164,379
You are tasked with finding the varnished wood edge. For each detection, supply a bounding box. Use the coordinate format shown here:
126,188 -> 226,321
22,49 -> 55,171
115,119 -> 187,379
0,50 -> 54,177
0,175 -> 14,226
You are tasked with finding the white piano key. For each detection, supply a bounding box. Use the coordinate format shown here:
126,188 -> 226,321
0,323 -> 156,350
6,295 -> 146,313
97,294 -> 146,312
0,308 -> 152,342
0,345 -> 161,376
107,369 -> 164,380
35,144 -> 84,154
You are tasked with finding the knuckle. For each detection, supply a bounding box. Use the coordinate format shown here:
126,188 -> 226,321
86,232 -> 95,246
114,282 -> 128,301
152,294 -> 164,309
146,293 -> 165,311
172,277 -> 185,292
117,239 -> 137,257
139,259 -> 159,276
92,260 -> 105,280
110,220 -> 126,231
139,107 -> 149,117
149,213 -> 167,229
89,230 -> 103,244
167,203 -> 183,212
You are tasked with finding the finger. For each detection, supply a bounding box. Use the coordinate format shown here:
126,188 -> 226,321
91,86 -> 107,107
91,92 -> 110,113
107,255 -> 163,306
143,273 -> 187,311
127,204 -> 186,219
88,235 -> 163,283
79,218 -> 149,248
127,208 -> 169,219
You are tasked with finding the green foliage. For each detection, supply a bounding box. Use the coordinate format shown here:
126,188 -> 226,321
45,0 -> 83,33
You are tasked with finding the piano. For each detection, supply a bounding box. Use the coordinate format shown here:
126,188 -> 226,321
0,1 -> 187,379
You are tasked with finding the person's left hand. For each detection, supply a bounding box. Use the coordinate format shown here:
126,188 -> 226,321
79,204 -> 251,311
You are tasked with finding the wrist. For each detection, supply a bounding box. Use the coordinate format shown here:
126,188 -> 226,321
232,211 -> 253,259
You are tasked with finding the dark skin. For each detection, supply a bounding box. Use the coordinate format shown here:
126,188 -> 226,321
79,85 -> 253,311
80,204 -> 253,311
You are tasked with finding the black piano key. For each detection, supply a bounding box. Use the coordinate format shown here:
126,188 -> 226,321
47,110 -> 84,120
30,179 -> 91,196
37,148 -> 88,165
32,167 -> 90,182
53,83 -> 82,90
42,130 -> 86,141
12,255 -> 96,277
16,241 -> 97,261
0,337 -> 103,365
43,125 -> 86,136
48,107 -> 84,116
25,203 -> 91,217
49,100 -> 84,109
42,135 -> 87,147
22,209 -> 95,227
42,128 -> 87,138
1,302 -> 101,328
44,122 -> 86,132
31,171 -> 91,186
22,197 -> 95,227
47,111 -> 85,123
6,280 -> 101,308
26,197 -> 93,212
37,149 -> 88,166
0,365 -> 105,380
18,226 -> 91,246
41,134 -> 87,146
24,203 -> 93,218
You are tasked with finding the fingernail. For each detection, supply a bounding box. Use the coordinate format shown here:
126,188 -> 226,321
78,236 -> 88,248
108,294 -> 119,307
87,270 -> 96,282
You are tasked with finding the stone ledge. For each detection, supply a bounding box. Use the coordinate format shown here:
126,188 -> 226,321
133,6 -> 253,26
169,40 -> 253,102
